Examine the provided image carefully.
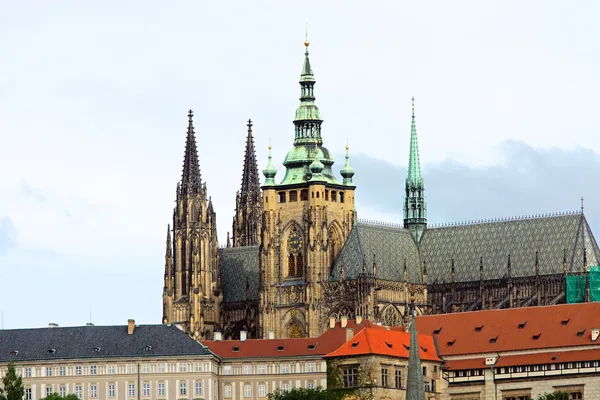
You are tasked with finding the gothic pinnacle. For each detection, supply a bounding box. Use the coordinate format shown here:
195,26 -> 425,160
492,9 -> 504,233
180,109 -> 202,195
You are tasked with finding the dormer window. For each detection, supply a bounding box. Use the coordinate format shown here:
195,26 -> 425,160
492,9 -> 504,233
10,350 -> 18,356
277,345 -> 284,351
577,329 -> 586,337
489,336 -> 498,344
561,318 -> 571,326
474,325 -> 484,332
532,333 -> 541,340
143,345 -> 152,351
384,342 -> 393,349
420,346 -> 428,352
48,349 -> 56,354
232,347 -> 240,352
433,327 -> 442,335
446,339 -> 456,347
93,347 -> 101,353
351,342 -> 360,348
307,344 -> 316,350
518,321 -> 527,329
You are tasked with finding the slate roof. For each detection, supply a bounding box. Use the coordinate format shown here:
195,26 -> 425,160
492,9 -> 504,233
219,246 -> 260,303
332,223 -> 422,282
0,324 -> 213,363
332,213 -> 600,283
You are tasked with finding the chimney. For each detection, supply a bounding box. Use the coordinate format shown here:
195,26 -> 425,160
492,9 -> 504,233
240,330 -> 247,342
329,316 -> 336,329
341,315 -> 348,328
214,332 -> 222,341
592,328 -> 600,342
127,319 -> 135,335
345,328 -> 354,342
356,315 -> 363,325
268,330 -> 275,339
48,323 -> 59,328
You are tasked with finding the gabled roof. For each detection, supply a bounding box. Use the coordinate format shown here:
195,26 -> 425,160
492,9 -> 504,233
416,302 -> 600,357
204,319 -> 378,360
421,212 -> 599,282
325,327 -> 441,362
219,246 -> 260,303
0,324 -> 213,363
332,223 -> 421,282
331,213 -> 599,284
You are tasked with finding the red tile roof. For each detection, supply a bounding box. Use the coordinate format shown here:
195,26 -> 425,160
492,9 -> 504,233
324,328 -> 442,362
494,348 -> 600,367
416,303 -> 600,356
203,320 -> 379,359
443,358 -> 487,370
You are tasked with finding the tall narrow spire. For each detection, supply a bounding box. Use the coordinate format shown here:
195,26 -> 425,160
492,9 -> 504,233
165,224 -> 172,276
262,143 -> 277,186
340,143 -> 355,186
232,119 -> 262,247
403,97 -> 427,243
240,119 -> 260,194
406,301 -> 426,400
180,110 -> 202,195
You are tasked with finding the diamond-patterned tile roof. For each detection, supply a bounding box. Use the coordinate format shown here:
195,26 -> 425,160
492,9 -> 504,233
332,223 -> 422,282
219,246 -> 260,303
421,213 -> 599,282
331,213 -> 600,284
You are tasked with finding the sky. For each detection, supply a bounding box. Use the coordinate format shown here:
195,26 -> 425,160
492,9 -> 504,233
1,0 -> 599,329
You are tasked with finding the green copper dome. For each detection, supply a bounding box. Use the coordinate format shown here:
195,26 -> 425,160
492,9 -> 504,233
262,145 -> 277,186
340,145 -> 355,185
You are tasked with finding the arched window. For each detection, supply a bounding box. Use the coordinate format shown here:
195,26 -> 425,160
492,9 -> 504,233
300,189 -> 309,200
288,254 -> 296,276
289,191 -> 298,202
296,253 -> 304,276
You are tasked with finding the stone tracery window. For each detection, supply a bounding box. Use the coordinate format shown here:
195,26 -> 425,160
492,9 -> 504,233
296,253 -> 304,276
288,254 -> 296,276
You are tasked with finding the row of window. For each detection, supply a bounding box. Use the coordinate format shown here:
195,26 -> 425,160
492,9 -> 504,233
14,362 -> 213,378
222,362 -> 316,375
222,381 -> 314,398
342,365 -> 436,391
276,189 -> 346,204
452,360 -> 600,379
24,381 -> 204,399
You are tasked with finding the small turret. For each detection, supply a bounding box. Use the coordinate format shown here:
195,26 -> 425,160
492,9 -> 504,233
262,145 -> 278,188
340,144 -> 355,185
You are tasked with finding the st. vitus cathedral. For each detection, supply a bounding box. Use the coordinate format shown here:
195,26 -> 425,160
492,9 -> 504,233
162,40 -> 600,341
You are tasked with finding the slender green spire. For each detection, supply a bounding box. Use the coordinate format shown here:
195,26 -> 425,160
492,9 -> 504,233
404,97 -> 427,243
407,96 -> 423,187
340,143 -> 355,185
262,143 -> 277,186
406,302 -> 426,400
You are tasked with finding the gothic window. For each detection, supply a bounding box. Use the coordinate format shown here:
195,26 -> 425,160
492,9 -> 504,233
381,306 -> 402,327
339,192 -> 344,203
288,254 -> 296,276
296,253 -> 304,276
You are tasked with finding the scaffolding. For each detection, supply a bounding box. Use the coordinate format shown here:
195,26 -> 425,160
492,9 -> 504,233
566,266 -> 600,303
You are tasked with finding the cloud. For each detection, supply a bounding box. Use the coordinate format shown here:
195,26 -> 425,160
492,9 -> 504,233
0,217 -> 18,256
341,140 -> 600,232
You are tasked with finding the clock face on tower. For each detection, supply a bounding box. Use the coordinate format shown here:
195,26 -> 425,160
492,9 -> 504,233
288,230 -> 303,253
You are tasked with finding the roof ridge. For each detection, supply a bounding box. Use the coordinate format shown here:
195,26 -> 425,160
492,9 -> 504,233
356,218 -> 404,229
427,210 -> 582,229
218,244 -> 260,251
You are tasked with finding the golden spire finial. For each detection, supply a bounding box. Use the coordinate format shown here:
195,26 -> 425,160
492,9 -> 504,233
345,138 -> 349,151
268,137 -> 272,151
304,23 -> 310,48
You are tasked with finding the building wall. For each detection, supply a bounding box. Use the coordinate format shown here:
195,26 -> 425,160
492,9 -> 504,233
259,184 -> 356,339
217,358 -> 327,399
0,357 -> 219,400
327,354 -> 442,400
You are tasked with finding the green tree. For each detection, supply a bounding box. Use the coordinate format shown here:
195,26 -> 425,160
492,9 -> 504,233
267,387 -> 345,400
40,393 -> 79,400
0,361 -> 24,400
536,392 -> 569,400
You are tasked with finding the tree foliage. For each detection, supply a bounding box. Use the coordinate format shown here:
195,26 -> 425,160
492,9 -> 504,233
0,361 -> 24,400
40,393 -> 80,400
267,387 -> 345,400
535,392 -> 569,400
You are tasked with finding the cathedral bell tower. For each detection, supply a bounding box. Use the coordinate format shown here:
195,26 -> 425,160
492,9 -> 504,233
403,97 -> 427,243
259,36 -> 357,339
162,110 -> 221,340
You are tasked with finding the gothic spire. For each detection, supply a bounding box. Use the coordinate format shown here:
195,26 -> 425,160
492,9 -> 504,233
406,302 -> 426,400
407,97 -> 423,187
180,110 -> 202,195
165,224 -> 172,276
262,144 -> 277,186
240,119 -> 261,194
403,97 -> 427,243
